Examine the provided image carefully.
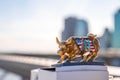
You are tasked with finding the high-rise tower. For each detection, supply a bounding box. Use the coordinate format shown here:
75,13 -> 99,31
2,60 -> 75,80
112,9 -> 120,48
62,17 -> 88,40
74,19 -> 88,36
62,17 -> 77,40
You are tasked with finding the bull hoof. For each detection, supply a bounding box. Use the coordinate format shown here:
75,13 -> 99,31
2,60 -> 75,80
57,60 -> 62,63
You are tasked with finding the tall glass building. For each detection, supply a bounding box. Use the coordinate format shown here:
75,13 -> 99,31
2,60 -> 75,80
62,17 -> 77,40
62,17 -> 88,40
99,28 -> 112,49
74,20 -> 88,36
112,9 -> 120,48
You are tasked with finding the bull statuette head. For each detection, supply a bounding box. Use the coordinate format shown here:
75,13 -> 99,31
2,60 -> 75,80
56,37 -> 73,49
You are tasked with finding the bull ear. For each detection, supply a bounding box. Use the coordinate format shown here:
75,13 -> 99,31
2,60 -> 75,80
56,37 -> 60,45
67,38 -> 73,45
94,34 -> 97,37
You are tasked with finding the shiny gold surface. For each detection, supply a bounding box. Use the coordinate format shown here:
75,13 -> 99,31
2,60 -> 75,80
56,33 -> 100,63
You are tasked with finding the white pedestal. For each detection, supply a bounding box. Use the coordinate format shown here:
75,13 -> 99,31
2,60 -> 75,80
31,65 -> 109,80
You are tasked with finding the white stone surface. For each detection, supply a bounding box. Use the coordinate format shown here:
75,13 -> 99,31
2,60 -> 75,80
31,65 -> 109,80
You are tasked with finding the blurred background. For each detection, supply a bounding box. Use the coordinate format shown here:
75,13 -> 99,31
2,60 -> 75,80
0,0 -> 120,80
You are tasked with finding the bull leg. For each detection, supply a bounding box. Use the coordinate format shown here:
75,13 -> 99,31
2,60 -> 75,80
90,52 -> 97,61
85,51 -> 96,62
66,52 -> 73,62
82,56 -> 91,62
85,54 -> 93,62
58,55 -> 65,63
57,51 -> 65,63
67,54 -> 72,62
82,52 -> 93,62
82,57 -> 87,62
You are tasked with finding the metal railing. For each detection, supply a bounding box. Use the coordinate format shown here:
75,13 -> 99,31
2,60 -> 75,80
0,53 -> 120,79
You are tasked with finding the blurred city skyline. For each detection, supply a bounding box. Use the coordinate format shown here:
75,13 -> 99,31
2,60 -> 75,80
0,0 -> 120,53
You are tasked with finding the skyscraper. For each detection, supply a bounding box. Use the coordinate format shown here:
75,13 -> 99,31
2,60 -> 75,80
99,28 -> 112,49
62,17 -> 88,40
62,17 -> 77,40
112,9 -> 120,48
74,19 -> 88,36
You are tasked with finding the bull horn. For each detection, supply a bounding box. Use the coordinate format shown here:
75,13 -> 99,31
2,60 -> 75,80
56,37 -> 60,45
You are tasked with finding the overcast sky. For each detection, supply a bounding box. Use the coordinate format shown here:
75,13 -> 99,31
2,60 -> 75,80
0,0 -> 120,53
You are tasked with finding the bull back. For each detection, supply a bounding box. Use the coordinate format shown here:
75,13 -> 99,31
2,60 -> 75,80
74,37 -> 95,52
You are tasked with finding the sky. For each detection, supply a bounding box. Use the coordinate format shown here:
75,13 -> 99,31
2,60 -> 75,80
0,0 -> 120,53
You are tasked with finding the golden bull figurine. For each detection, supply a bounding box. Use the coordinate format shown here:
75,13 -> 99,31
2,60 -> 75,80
56,33 -> 100,63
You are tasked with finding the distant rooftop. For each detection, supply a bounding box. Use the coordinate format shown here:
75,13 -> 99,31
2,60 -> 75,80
118,9 -> 120,13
